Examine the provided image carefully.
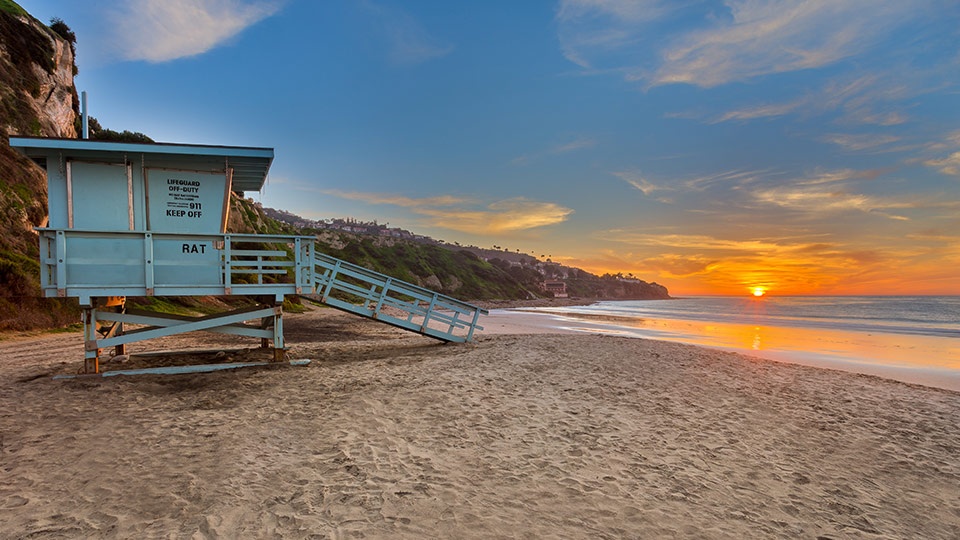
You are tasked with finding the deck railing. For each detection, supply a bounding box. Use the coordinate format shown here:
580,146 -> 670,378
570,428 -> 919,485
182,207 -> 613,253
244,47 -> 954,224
38,229 -> 485,342
38,229 -> 308,303
313,253 -> 486,342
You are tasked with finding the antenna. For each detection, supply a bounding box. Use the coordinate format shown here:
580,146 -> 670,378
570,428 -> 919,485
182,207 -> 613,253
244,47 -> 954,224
81,91 -> 88,139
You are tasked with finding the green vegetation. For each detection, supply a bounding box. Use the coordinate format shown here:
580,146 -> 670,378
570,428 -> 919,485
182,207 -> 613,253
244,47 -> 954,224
125,297 -> 199,317
318,235 -> 531,300
92,128 -> 153,143
77,116 -> 154,143
48,17 -> 74,50
0,244 -> 79,329
282,297 -> 307,313
0,142 -> 72,331
48,17 -> 76,75
0,0 -> 28,17
233,200 -> 533,300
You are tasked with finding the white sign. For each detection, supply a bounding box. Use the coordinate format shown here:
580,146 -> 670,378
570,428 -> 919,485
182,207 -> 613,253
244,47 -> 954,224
146,169 -> 229,233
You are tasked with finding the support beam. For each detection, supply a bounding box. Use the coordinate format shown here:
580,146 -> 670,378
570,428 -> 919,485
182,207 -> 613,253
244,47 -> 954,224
80,301 -> 286,373
96,308 -> 277,340
52,359 -> 311,379
81,307 -> 99,374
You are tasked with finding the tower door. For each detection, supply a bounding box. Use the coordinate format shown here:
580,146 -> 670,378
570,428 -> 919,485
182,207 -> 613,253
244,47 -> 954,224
67,161 -> 134,231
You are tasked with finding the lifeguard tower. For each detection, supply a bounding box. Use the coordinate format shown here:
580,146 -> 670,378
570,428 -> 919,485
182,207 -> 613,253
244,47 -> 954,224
10,136 -> 486,374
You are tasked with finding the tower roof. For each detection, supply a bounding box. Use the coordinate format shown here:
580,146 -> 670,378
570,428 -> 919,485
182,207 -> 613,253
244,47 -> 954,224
9,136 -> 275,192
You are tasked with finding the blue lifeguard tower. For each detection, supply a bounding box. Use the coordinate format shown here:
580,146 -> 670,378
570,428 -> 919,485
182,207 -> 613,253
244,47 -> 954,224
10,136 -> 486,374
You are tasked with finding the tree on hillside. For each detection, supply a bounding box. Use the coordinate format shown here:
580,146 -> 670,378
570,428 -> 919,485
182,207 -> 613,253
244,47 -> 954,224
78,116 -> 154,143
48,18 -> 77,75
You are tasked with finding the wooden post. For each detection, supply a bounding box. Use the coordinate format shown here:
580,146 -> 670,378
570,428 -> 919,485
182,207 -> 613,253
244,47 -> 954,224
272,304 -> 284,362
82,306 -> 100,374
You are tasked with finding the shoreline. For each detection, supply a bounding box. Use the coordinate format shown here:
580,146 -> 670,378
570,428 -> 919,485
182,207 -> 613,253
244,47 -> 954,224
471,296 -> 601,310
483,307 -> 960,393
0,307 -> 958,537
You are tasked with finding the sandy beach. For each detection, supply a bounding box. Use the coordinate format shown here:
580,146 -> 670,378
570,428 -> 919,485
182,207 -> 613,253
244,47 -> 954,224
1,306 -> 958,538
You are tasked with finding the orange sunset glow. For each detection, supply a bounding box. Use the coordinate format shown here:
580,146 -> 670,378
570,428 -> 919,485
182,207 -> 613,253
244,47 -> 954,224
553,237 -> 960,296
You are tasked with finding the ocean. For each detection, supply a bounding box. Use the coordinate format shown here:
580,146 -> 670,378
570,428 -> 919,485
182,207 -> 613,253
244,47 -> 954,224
519,296 -> 960,392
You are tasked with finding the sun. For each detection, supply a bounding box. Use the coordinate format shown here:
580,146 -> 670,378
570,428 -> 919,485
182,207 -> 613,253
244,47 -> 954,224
751,287 -> 766,297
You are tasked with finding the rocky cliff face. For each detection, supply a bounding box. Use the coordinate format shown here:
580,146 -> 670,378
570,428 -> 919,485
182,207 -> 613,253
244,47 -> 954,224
0,4 -> 78,138
0,3 -> 80,330
23,30 -> 76,138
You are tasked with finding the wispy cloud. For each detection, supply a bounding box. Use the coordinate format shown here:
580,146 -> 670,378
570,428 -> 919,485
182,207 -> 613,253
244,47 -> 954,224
324,190 -> 467,208
557,0 -> 667,25
326,191 -> 573,234
609,165 -> 934,224
684,168 -> 777,191
512,136 -> 596,165
924,130 -> 960,153
840,109 -> 908,127
612,170 -> 666,195
108,0 -> 282,62
417,199 -> 574,234
704,74 -> 910,127
821,133 -> 900,152
639,253 -> 718,279
361,0 -> 453,66
753,189 -> 911,220
556,0 -> 667,68
916,130 -> 960,177
652,1 -> 907,88
924,152 -> 960,176
820,75 -> 912,126
748,168 -> 914,220
599,231 -> 805,254
710,99 -> 806,123
553,137 -> 596,154
557,0 -> 937,88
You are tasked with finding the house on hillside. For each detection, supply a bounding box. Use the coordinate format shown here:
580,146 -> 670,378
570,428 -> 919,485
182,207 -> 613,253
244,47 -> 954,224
541,280 -> 568,298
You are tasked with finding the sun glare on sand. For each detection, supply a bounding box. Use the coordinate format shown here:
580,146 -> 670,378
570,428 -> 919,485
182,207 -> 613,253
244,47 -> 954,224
751,287 -> 766,297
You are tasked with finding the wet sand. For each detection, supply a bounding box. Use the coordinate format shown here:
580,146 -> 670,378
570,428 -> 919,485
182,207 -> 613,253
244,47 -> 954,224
486,308 -> 960,392
1,306 -> 958,538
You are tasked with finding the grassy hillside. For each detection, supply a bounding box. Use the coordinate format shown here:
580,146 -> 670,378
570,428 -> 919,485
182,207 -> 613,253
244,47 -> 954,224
320,235 -> 531,300
235,199 -> 536,300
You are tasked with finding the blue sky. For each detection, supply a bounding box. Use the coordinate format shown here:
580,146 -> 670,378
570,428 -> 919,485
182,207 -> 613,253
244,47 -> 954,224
17,0 -> 960,295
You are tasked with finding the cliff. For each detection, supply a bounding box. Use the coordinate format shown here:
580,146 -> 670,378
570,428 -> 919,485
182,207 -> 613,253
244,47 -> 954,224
0,2 -> 78,138
0,1 -> 80,330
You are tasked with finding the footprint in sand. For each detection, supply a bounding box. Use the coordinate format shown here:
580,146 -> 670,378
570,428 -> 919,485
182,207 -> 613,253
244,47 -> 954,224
2,495 -> 28,508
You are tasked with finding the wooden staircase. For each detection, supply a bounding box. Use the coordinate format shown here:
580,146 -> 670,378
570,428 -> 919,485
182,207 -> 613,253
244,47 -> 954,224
311,252 -> 487,343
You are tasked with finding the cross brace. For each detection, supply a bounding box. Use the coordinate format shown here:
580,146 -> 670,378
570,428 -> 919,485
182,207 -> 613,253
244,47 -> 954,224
81,300 -> 285,374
